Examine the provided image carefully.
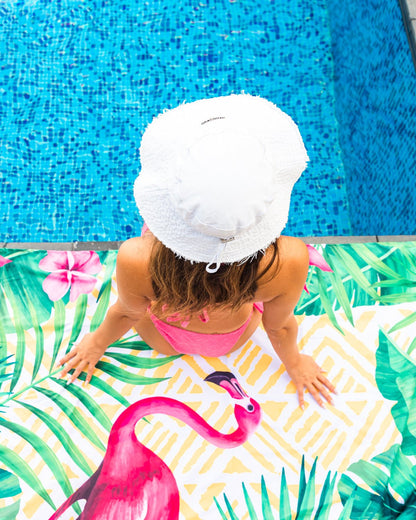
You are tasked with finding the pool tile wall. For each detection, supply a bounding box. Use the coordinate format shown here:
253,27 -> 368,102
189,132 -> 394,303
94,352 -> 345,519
0,0 -> 351,242
326,0 -> 416,235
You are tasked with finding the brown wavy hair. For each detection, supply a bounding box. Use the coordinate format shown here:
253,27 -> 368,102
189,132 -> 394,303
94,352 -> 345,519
149,239 -> 279,317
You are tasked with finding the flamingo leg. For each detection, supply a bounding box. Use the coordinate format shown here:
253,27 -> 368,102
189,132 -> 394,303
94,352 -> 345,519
48,463 -> 103,520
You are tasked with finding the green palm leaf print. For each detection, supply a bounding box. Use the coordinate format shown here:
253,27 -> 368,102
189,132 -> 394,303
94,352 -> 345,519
338,444 -> 416,519
0,468 -> 21,520
214,457 -> 352,519
296,242 -> 416,333
376,329 -> 416,455
338,318 -> 416,518
0,249 -> 177,514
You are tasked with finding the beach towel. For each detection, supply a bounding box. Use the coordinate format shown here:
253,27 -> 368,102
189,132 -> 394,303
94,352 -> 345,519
0,241 -> 415,519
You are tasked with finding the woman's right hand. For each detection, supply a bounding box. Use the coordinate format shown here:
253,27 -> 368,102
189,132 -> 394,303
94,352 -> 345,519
58,333 -> 108,385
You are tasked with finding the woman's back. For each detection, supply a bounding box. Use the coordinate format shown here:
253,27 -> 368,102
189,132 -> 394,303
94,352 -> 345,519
119,232 -> 308,336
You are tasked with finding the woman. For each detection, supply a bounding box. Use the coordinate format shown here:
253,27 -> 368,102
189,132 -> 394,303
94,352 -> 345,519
59,94 -> 336,409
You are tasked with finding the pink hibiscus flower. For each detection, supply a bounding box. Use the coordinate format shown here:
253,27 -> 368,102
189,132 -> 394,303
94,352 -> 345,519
0,255 -> 11,267
39,251 -> 101,302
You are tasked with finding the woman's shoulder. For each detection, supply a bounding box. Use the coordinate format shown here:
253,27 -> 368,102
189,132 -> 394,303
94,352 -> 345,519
277,236 -> 309,270
116,236 -> 154,297
118,235 -> 151,259
259,236 -> 308,272
256,236 -> 309,299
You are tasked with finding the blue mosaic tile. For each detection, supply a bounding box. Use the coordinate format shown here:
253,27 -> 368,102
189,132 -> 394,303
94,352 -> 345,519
0,0 -> 352,242
327,0 -> 416,236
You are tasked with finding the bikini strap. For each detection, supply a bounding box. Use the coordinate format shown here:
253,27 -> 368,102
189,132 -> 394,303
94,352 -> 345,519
199,309 -> 210,323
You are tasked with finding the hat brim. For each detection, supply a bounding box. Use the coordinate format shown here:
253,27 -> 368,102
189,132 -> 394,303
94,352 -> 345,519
134,174 -> 292,263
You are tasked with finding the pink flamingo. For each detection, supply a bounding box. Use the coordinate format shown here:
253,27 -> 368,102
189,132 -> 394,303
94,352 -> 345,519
49,371 -> 261,519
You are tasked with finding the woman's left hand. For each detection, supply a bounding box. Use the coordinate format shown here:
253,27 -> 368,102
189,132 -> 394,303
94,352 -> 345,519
285,354 -> 336,409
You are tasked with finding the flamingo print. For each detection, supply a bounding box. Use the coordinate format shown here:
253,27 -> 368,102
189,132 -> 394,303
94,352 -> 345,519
49,371 -> 262,519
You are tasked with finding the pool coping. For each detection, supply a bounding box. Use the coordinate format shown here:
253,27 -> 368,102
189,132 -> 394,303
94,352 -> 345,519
400,0 -> 416,69
2,236 -> 416,251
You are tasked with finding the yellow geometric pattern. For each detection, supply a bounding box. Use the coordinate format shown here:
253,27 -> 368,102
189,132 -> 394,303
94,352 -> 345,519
1,278 -> 413,519
129,306 -> 405,519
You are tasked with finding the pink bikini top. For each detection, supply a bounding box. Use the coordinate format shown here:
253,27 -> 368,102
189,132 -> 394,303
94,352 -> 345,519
148,306 -> 258,356
163,306 -> 210,328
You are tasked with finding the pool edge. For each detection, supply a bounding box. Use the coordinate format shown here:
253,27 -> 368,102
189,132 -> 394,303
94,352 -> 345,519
400,0 -> 416,69
2,236 -> 416,250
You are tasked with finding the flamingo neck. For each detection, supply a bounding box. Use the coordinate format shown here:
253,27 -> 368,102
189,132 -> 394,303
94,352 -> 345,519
110,396 -> 248,448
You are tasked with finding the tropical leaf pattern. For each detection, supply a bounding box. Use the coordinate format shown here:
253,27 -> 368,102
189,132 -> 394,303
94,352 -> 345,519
0,241 -> 414,519
0,249 -> 178,518
338,327 -> 416,519
215,457 -> 355,520
297,242 -> 416,333
0,469 -> 21,520
339,444 -> 416,519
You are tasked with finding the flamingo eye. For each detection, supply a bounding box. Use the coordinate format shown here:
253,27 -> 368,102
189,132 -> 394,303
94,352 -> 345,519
246,403 -> 255,413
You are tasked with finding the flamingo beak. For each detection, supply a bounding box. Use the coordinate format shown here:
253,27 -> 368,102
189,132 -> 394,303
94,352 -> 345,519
204,371 -> 248,400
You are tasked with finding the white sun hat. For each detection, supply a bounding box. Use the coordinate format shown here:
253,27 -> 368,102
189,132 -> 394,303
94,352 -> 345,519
134,94 -> 308,273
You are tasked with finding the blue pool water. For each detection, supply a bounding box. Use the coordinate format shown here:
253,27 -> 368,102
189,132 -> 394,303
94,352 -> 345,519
0,0 -> 414,242
327,0 -> 416,236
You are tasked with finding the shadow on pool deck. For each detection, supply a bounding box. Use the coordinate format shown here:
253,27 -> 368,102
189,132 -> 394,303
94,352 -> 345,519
2,236 -> 416,251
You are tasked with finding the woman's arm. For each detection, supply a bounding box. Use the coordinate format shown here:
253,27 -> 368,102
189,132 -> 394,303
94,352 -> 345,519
58,239 -> 150,384
262,238 -> 336,408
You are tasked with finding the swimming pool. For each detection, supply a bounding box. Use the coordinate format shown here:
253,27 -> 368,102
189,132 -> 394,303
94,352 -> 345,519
326,0 -> 416,236
0,0 -> 414,242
